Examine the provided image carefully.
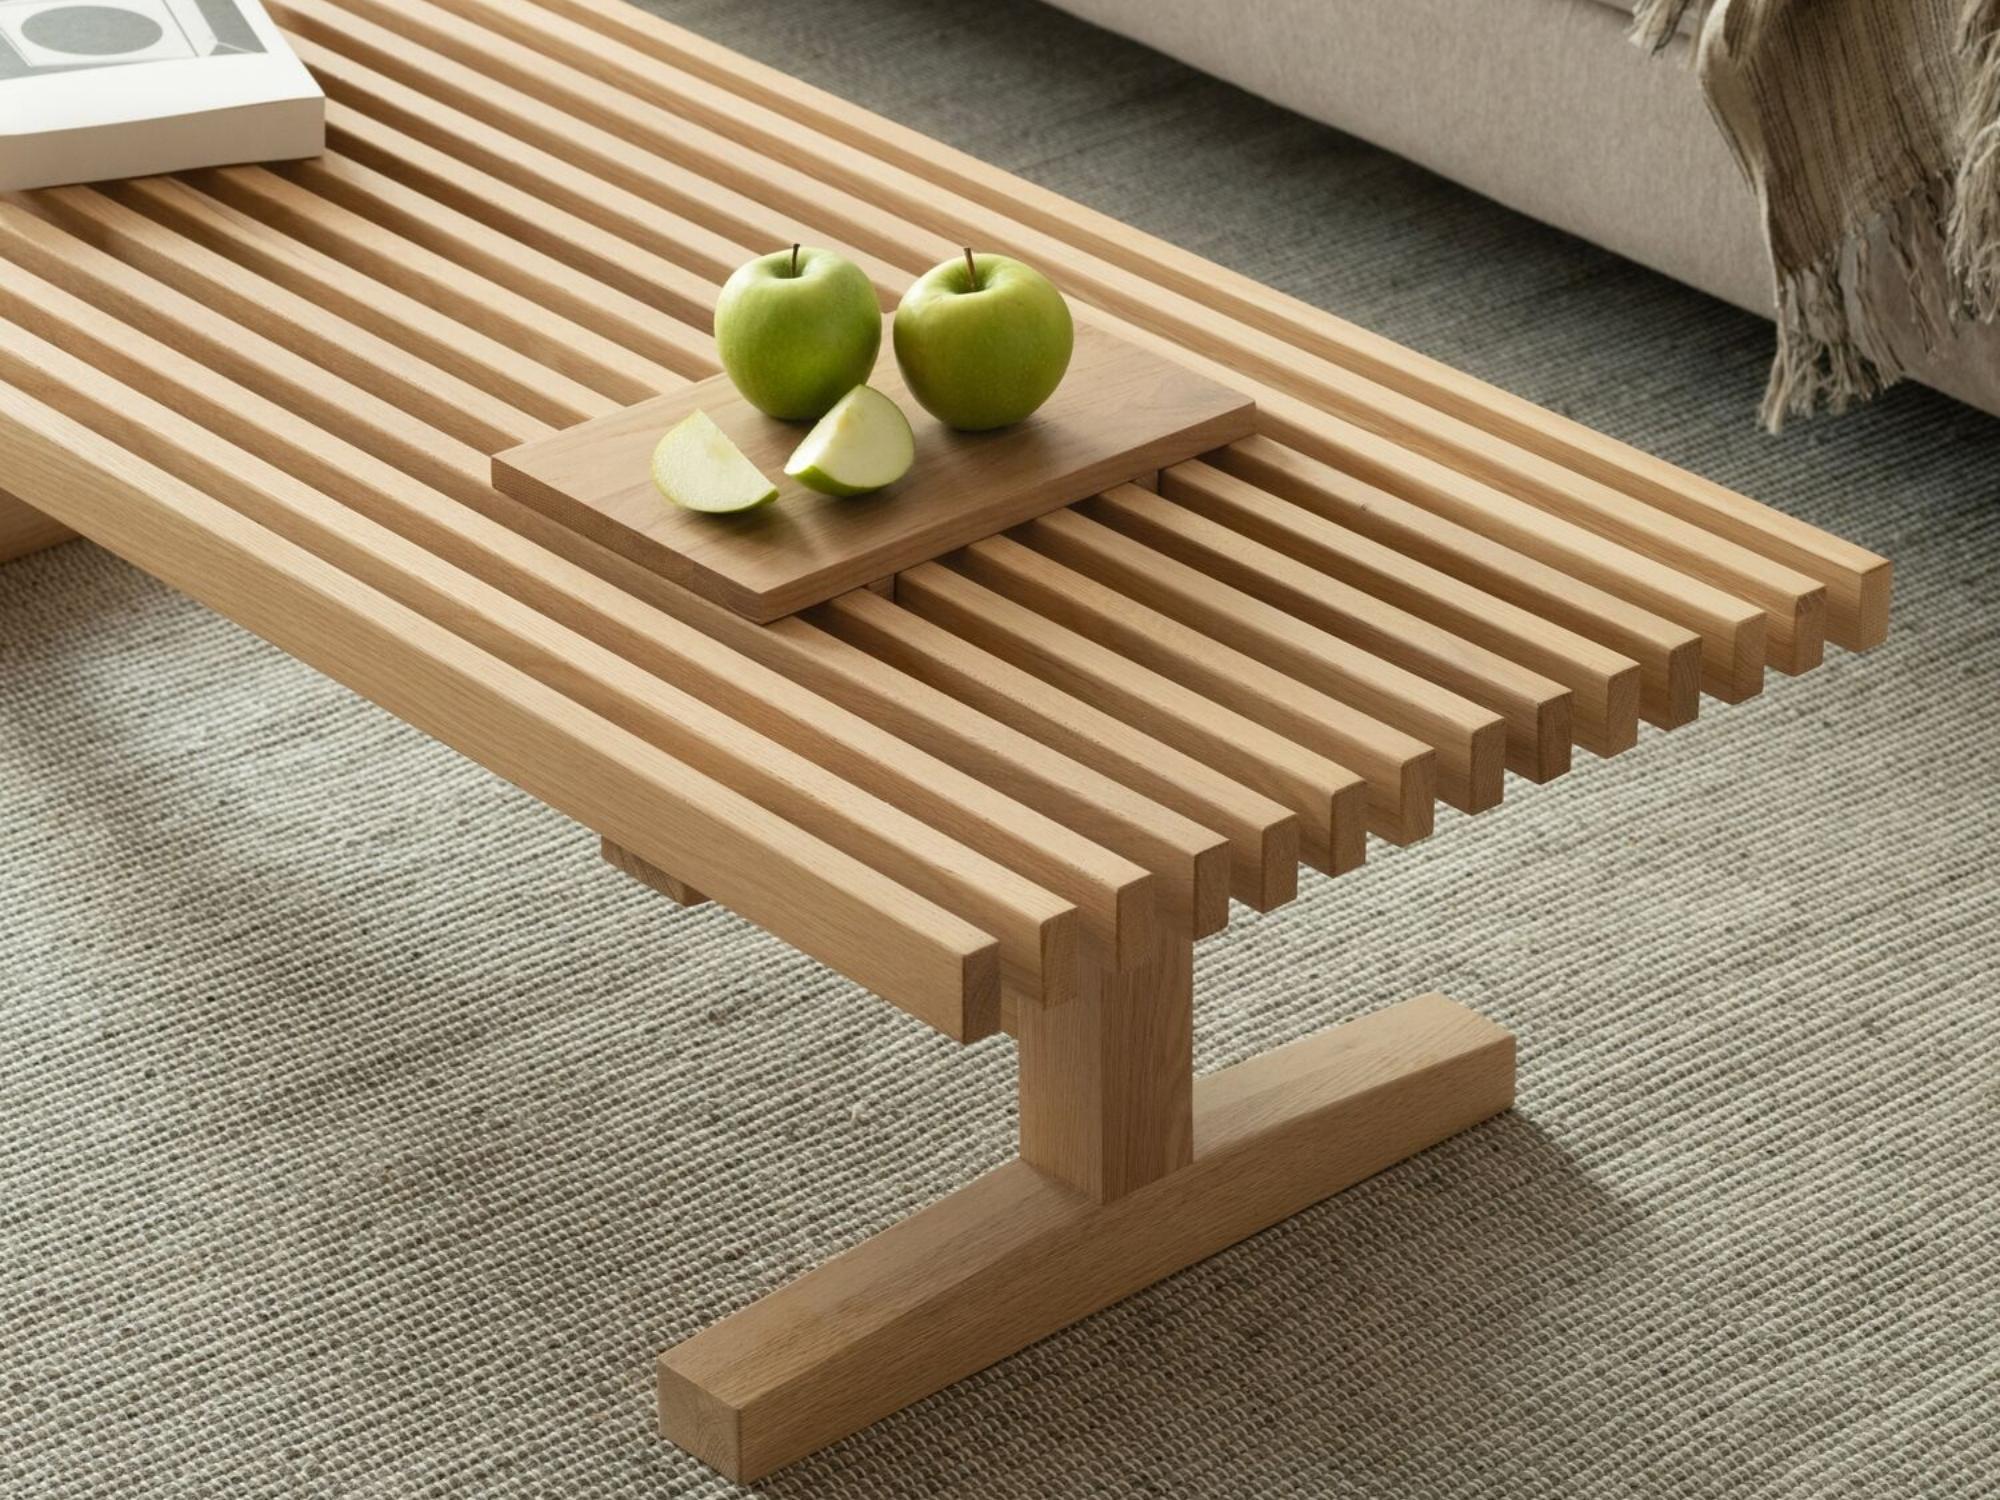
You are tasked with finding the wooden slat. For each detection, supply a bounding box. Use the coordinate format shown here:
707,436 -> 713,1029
814,588 -> 1307,909
411,0 -> 1830,678
384,485 -> 1238,942
33,184 -> 543,455
1526,438 -> 1891,651
1082,485 -> 1571,780
0,201 -> 498,511
763,611 -> 1234,940
1022,505 -> 1523,795
271,0 -> 923,292
1252,336 -> 1881,650
1268,403 -> 1787,697
340,0 -> 948,266
1211,437 -> 1706,729
0,275 -> 1134,1004
595,0 -> 1890,649
288,149 -> 712,381
195,163 -> 669,402
0,381 -> 1001,1039
102,174 -> 609,428
1091,315 -> 1771,706
896,560 -> 1388,864
1153,461 -> 1639,760
1086,299 -> 1822,679
1309,399 -> 1830,675
293,39 -> 750,293
272,0 -> 906,289
321,95 -> 719,331
952,537 -> 1443,836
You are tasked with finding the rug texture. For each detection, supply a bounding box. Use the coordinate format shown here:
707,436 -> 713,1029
3,0 -> 1996,1495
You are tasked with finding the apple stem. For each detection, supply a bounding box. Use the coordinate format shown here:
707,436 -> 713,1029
790,243 -> 801,276
963,247 -> 978,291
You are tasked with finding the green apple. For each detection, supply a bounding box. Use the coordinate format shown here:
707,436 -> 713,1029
892,250 -> 1073,430
714,245 -> 881,420
651,410 -> 777,513
784,385 -> 915,496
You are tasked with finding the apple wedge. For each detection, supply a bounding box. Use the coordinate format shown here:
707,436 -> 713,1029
783,385 -> 915,497
651,410 -> 778,513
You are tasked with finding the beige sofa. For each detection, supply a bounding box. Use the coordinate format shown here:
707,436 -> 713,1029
1050,0 -> 2000,418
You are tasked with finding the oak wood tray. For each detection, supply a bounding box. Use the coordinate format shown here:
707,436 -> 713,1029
491,317 -> 1255,620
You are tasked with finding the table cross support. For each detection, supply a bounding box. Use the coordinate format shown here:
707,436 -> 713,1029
632,864 -> 1516,1481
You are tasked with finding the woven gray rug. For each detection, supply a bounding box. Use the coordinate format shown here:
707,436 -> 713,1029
4,1 -> 1997,1495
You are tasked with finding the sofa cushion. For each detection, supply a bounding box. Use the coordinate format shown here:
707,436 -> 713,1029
1049,0 -> 1768,311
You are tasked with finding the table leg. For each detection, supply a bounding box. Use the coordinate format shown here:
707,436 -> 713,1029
657,941 -> 1514,1480
1016,923 -> 1194,1202
0,488 -> 72,563
601,836 -> 708,908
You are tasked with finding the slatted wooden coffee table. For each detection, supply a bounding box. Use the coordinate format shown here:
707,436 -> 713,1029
0,0 -> 1891,1482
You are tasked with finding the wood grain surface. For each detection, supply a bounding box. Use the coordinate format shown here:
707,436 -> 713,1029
658,991 -> 1516,1480
0,0 -> 1895,1481
492,318 -> 1254,620
0,489 -> 71,563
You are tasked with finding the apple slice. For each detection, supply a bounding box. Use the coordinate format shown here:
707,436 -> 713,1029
783,385 -> 915,497
651,410 -> 778,513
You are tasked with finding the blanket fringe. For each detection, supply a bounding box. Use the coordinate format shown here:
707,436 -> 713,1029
1630,1 -> 1766,57
1949,0 -> 2000,318
1762,267 -> 1881,431
1634,0 -> 2000,426
1629,0 -> 1713,54
1761,178 -> 1958,431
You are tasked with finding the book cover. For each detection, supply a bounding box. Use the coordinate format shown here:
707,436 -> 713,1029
0,0 -> 322,191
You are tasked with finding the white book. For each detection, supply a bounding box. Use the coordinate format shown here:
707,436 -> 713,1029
0,0 -> 322,192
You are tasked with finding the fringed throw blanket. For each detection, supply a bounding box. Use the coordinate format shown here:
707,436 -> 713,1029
1634,1 -> 2000,427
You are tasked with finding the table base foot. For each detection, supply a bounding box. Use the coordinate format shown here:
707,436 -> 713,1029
657,990 -> 1515,1481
